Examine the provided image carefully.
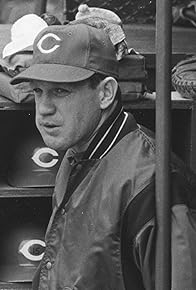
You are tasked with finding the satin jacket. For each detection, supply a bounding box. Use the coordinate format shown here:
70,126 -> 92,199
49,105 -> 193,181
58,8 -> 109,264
33,101 -> 196,290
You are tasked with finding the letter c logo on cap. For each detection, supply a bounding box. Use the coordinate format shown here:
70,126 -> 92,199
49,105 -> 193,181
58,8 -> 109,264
37,33 -> 61,54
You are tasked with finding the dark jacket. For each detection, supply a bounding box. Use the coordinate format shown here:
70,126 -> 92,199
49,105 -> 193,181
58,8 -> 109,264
33,104 -> 196,290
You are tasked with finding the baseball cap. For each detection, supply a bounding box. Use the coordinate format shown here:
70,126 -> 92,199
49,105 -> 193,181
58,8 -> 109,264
2,14 -> 48,59
11,23 -> 119,85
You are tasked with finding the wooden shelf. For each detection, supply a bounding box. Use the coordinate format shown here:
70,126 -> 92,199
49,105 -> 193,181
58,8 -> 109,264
123,24 -> 196,74
0,92 -> 194,111
123,92 -> 194,110
124,24 -> 196,55
0,282 -> 31,290
0,177 -> 53,198
0,96 -> 34,111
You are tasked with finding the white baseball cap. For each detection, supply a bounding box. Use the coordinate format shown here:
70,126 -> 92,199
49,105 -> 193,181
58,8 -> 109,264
2,14 -> 48,59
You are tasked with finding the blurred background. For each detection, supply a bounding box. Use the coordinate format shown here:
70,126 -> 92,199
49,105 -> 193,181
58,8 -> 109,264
0,0 -> 194,26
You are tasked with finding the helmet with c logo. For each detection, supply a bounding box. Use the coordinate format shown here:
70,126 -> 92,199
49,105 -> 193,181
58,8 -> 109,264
7,116 -> 64,188
0,197 -> 50,282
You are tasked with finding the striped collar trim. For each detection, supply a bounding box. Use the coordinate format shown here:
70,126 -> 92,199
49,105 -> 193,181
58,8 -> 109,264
83,101 -> 128,160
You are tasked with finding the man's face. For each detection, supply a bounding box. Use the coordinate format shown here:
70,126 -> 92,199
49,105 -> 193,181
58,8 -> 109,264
31,79 -> 102,151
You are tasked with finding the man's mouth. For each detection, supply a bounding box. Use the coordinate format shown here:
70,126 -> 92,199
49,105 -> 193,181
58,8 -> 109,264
40,121 -> 58,127
40,123 -> 60,134
44,124 -> 57,128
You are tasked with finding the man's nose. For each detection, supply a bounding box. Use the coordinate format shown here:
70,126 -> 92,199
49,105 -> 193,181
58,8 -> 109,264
37,95 -> 55,115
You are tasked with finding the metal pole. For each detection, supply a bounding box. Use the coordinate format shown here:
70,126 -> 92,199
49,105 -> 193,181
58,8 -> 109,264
62,0 -> 68,23
155,0 -> 172,289
34,0 -> 47,15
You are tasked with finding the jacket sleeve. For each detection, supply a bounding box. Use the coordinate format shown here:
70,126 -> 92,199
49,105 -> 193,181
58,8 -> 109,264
171,204 -> 196,290
132,218 -> 155,290
132,206 -> 196,290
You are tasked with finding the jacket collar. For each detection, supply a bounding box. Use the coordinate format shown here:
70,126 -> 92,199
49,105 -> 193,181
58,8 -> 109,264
83,99 -> 138,160
67,100 -> 138,164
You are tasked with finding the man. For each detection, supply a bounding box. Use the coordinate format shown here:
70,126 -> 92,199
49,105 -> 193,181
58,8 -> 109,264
11,23 -> 196,290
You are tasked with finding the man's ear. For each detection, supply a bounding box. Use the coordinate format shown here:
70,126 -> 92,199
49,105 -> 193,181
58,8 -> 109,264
98,77 -> 118,110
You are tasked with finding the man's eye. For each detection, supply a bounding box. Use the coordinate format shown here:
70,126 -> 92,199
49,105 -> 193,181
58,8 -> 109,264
54,88 -> 70,95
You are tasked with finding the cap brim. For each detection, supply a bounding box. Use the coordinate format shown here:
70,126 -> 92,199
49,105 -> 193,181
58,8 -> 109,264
11,64 -> 96,84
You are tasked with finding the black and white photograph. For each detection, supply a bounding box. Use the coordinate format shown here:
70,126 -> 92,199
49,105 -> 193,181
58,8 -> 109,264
0,0 -> 195,289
